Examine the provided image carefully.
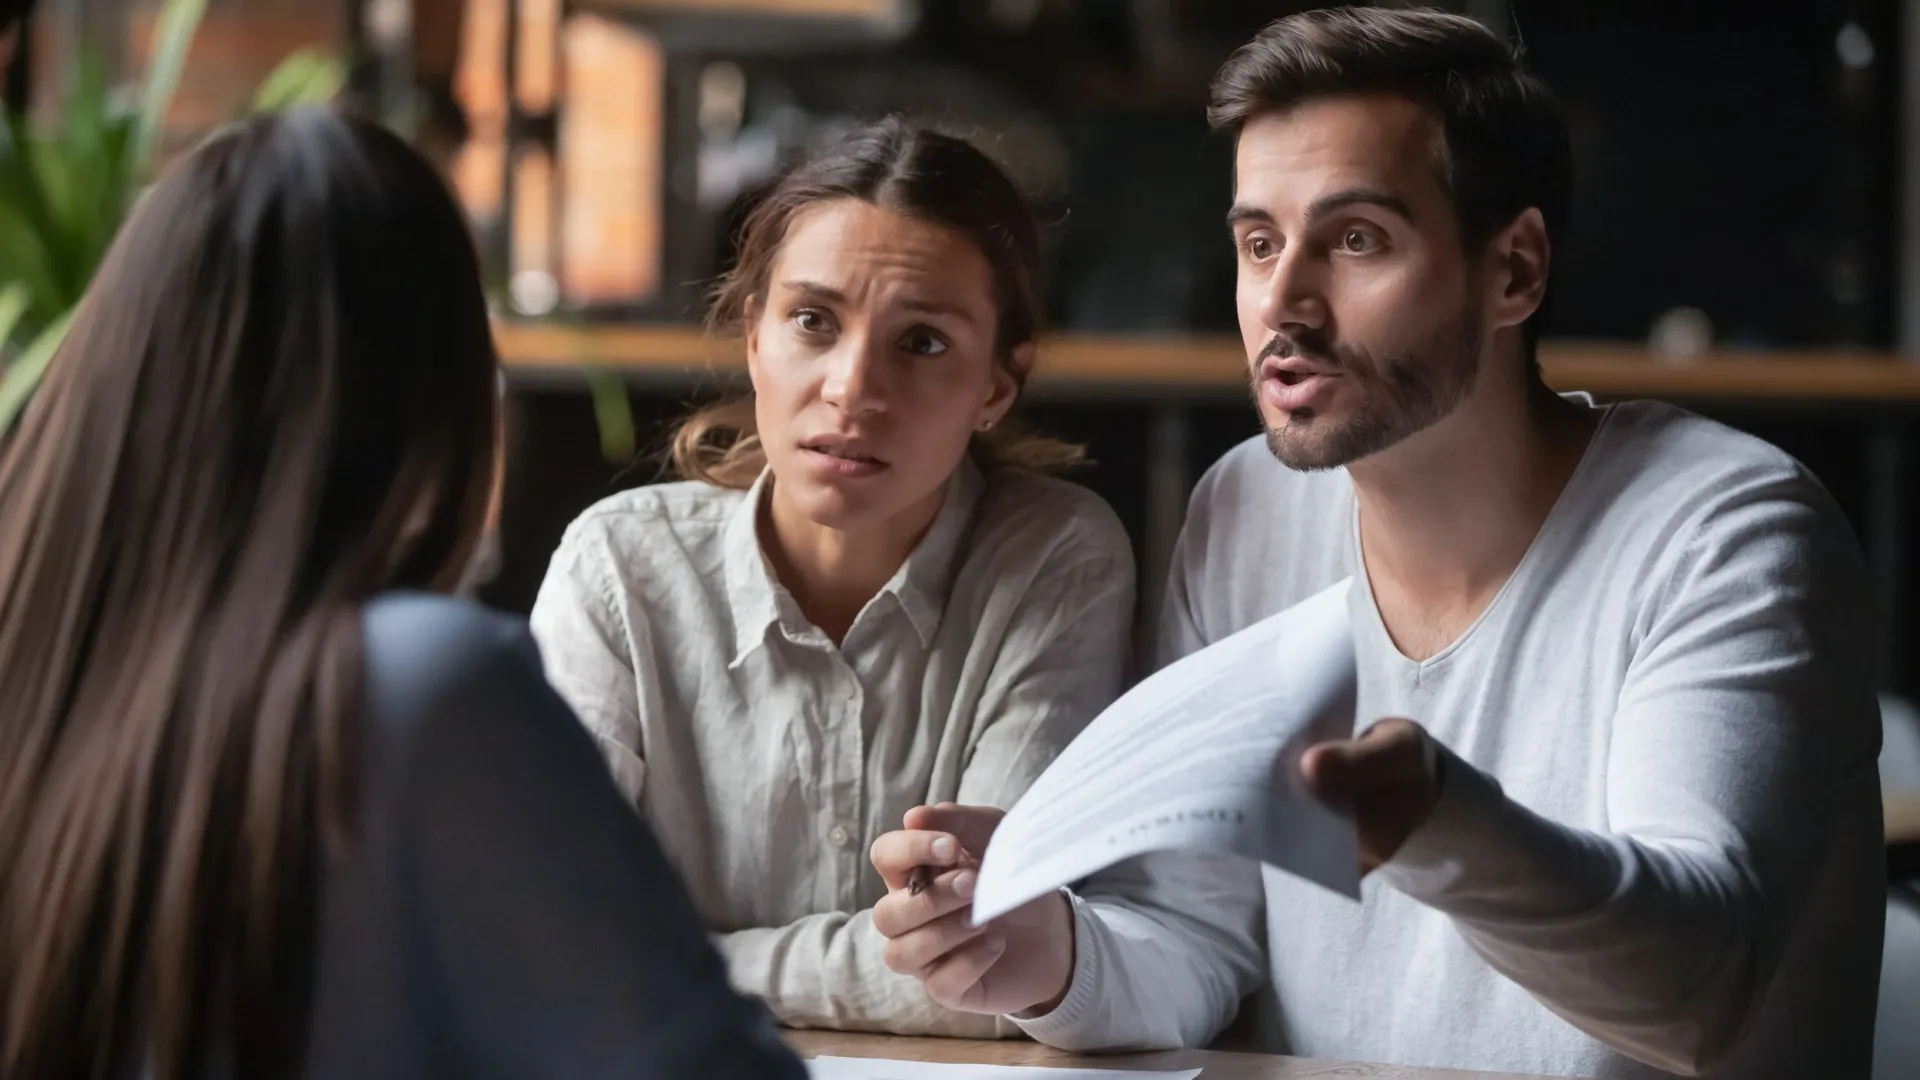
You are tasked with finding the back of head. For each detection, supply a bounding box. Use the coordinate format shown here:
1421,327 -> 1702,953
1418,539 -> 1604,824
1210,6 -> 1572,357
0,107 -> 497,1079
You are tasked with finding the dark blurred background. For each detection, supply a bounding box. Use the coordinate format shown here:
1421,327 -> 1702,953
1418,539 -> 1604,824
8,0 -> 1917,678
1,0 -> 1913,655
8,6 -> 1920,1072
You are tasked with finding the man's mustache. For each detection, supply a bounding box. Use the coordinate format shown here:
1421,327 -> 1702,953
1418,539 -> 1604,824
1257,334 -> 1343,371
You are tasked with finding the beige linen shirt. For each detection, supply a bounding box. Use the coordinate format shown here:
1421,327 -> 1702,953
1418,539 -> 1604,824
528,459 -> 1136,1036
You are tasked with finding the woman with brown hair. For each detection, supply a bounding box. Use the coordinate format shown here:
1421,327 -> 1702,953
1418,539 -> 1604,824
0,107 -> 803,1080
530,118 -> 1136,1036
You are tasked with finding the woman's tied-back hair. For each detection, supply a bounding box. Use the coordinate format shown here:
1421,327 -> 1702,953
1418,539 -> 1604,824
671,117 -> 1083,488
1209,6 -> 1573,375
0,107 -> 499,1079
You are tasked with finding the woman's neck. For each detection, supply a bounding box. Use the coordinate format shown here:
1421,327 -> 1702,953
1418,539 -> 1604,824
761,479 -> 948,645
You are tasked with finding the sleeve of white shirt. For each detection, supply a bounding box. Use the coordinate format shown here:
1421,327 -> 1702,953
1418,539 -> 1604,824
1013,487 -> 1268,1053
717,543 -> 1139,1037
527,525 -> 648,804
1372,465 -> 1885,1076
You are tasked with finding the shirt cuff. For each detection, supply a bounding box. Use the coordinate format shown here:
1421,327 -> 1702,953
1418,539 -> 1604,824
1009,889 -> 1102,1042
1371,739 -> 1509,905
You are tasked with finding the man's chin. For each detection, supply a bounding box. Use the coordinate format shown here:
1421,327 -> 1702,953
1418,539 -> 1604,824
1266,431 -> 1349,472
1267,414 -> 1415,472
1265,410 -> 1359,472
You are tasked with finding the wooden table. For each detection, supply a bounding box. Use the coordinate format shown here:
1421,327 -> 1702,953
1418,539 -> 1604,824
785,1031 -> 1575,1079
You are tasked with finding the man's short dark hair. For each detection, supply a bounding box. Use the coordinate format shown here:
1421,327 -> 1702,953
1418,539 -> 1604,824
1210,6 -> 1572,367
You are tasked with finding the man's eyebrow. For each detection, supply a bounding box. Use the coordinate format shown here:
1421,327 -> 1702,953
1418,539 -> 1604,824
1226,205 -> 1274,229
1302,188 -> 1415,224
1226,189 -> 1415,231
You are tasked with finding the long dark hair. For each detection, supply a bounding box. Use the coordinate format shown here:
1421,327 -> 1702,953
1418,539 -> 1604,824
0,108 -> 499,1079
671,117 -> 1082,488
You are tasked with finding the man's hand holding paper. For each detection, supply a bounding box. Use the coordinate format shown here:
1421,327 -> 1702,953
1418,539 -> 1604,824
1300,716 -> 1446,874
965,578 -> 1368,925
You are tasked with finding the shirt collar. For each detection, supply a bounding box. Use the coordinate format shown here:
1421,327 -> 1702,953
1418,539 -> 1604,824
721,458 -> 985,666
723,469 -> 786,668
885,456 -> 983,646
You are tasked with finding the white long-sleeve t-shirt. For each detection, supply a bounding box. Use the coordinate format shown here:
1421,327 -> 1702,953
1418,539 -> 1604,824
1017,399 -> 1885,1078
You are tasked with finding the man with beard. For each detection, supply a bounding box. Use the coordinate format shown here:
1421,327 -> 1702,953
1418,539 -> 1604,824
867,7 -> 1886,1078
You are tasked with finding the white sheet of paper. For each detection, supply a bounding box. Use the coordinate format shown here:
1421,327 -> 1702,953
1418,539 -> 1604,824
805,1057 -> 1200,1080
971,578 -> 1361,924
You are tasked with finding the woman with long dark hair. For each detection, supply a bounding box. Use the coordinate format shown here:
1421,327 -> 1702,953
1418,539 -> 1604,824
0,107 -> 803,1080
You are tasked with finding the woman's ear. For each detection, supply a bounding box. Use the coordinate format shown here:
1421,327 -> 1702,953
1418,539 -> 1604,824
981,343 -> 1032,429
743,295 -> 763,391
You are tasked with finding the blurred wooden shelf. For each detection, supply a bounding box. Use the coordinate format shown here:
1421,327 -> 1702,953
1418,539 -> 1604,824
1891,792 -> 1920,848
495,322 -> 1920,403
586,0 -> 896,13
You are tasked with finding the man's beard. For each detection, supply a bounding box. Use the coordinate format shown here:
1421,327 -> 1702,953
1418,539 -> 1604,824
1253,306 -> 1483,472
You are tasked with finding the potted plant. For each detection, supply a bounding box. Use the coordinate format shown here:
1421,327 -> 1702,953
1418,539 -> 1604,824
0,0 -> 343,433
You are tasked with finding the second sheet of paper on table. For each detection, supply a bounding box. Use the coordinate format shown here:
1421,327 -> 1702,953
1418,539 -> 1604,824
805,1056 -> 1201,1079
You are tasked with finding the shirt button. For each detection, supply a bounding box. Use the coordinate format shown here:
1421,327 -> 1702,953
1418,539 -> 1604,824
828,825 -> 853,848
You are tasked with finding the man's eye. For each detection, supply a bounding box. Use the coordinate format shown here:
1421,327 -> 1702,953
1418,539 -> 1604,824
1340,228 -> 1379,254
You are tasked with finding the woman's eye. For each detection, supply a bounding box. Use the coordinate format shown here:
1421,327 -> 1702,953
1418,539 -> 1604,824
900,328 -> 949,356
792,309 -> 831,334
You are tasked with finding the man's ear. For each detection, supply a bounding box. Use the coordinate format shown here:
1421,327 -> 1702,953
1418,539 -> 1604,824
1488,207 -> 1550,333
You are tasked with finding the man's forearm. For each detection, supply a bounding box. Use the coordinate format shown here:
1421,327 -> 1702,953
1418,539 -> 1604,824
1375,745 -> 1821,1075
1014,853 -> 1265,1053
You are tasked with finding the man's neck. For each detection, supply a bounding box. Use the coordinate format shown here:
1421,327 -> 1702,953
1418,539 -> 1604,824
761,481 -> 944,646
1347,380 -> 1599,657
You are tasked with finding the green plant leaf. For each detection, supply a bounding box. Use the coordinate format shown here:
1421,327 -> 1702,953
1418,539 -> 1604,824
0,110 -> 61,296
0,283 -> 29,351
0,307 -> 73,437
249,49 -> 346,115
132,0 -> 208,173
0,197 -> 66,336
53,50 -> 139,294
586,371 -> 637,464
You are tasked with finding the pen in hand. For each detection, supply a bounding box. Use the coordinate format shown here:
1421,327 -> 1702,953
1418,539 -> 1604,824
905,842 -> 976,897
